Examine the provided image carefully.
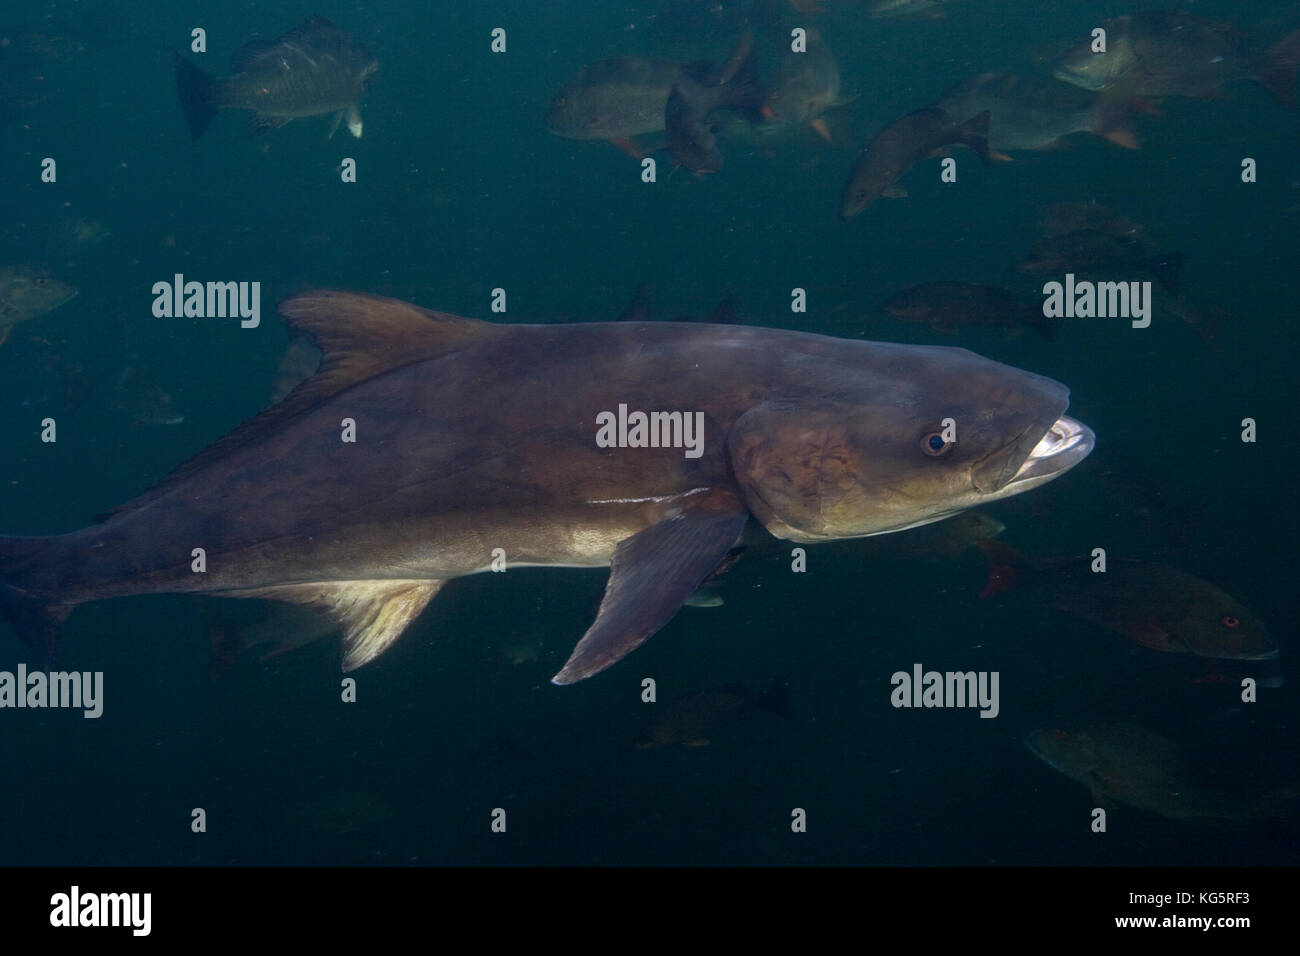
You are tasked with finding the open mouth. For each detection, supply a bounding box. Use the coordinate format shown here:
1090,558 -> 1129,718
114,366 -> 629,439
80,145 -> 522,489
1007,415 -> 1095,488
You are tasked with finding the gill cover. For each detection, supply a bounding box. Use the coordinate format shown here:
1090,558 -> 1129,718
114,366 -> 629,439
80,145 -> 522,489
727,401 -> 855,542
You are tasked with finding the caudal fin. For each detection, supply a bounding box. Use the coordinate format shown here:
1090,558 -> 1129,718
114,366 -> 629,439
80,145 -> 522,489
173,52 -> 219,139
0,536 -> 72,665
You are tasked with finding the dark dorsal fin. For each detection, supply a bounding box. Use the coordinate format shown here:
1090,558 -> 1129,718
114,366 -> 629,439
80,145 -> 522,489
98,291 -> 497,520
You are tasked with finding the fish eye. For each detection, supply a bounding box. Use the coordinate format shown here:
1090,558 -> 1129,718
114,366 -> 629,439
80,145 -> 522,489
920,431 -> 953,457
34,277 -> 48,287
1052,729 -> 1069,740
1221,615 -> 1240,629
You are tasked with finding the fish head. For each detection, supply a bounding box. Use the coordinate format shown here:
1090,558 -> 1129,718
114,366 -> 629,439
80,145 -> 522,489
0,270 -> 77,324
1054,32 -> 1139,91
1023,725 -> 1102,780
544,76 -> 604,138
726,344 -> 1094,542
1171,585 -> 1277,661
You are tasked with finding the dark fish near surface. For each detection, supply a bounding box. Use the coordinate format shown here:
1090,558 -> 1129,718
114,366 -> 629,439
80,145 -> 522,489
0,267 -> 77,345
1025,720 -> 1300,825
840,107 -> 991,220
1053,12 -> 1300,108
0,291 -> 1093,685
883,281 -> 1057,340
173,16 -> 377,140
637,680 -> 788,748
548,34 -> 761,161
980,542 -> 1277,662
1016,229 -> 1183,294
937,72 -> 1137,155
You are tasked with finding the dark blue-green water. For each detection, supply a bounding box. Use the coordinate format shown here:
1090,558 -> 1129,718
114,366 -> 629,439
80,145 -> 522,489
0,0 -> 1296,865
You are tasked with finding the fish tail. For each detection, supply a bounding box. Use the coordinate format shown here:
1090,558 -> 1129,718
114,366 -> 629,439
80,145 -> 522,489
1258,29 -> 1300,110
0,536 -> 74,666
173,52 -> 219,139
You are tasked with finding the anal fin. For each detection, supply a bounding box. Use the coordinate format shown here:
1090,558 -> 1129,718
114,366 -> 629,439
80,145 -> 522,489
222,579 -> 443,671
552,488 -> 748,685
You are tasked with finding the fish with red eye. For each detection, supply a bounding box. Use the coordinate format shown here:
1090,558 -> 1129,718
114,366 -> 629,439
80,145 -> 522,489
976,543 -> 1278,662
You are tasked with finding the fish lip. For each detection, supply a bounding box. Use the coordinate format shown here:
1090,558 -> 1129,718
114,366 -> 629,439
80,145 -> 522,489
1003,415 -> 1095,489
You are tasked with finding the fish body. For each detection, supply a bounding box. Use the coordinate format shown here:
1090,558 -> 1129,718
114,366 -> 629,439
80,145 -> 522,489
174,16 -> 377,139
1026,720 -> 1295,824
549,35 -> 761,154
1053,12 -> 1300,107
1016,229 -> 1183,293
547,57 -> 687,141
638,681 -> 788,748
840,106 -> 990,219
761,28 -> 851,133
981,544 -> 1277,661
883,281 -> 1056,339
0,267 -> 76,342
0,291 -> 1093,685
937,72 -> 1135,154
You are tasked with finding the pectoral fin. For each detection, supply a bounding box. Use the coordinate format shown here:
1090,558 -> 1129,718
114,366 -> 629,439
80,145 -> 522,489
223,579 -> 444,671
327,110 -> 344,140
552,489 -> 748,685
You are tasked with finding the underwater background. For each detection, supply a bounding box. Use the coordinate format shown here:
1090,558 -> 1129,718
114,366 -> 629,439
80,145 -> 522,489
0,0 -> 1296,865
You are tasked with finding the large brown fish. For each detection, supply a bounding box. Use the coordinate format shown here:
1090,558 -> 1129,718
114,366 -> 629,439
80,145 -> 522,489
173,16 -> 377,139
0,291 -> 1093,684
840,106 -> 991,220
